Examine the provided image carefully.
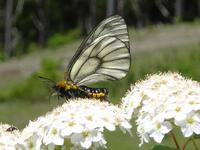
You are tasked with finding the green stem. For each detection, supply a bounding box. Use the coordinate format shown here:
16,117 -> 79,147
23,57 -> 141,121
192,137 -> 199,150
171,131 -> 180,150
183,138 -> 191,150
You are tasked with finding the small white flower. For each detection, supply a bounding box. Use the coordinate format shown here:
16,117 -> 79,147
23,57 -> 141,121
22,133 -> 42,150
79,112 -> 100,130
121,89 -> 143,119
137,126 -> 150,147
43,122 -> 64,145
175,111 -> 200,137
71,129 -> 103,149
149,118 -> 172,143
99,115 -> 116,131
114,109 -> 132,134
186,97 -> 200,111
165,102 -> 191,121
61,119 -> 84,137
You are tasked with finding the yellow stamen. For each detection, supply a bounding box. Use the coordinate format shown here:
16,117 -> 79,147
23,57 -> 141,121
175,107 -> 181,112
186,117 -> 194,124
51,128 -> 57,135
156,123 -> 161,129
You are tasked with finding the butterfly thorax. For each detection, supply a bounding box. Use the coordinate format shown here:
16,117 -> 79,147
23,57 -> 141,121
53,80 -> 108,101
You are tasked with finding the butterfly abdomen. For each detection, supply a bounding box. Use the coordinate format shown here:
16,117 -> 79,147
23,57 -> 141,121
54,81 -> 108,101
80,86 -> 109,100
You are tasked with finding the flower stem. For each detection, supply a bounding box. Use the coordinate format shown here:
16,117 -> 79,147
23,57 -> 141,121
183,138 -> 191,150
192,137 -> 199,150
170,131 -> 180,150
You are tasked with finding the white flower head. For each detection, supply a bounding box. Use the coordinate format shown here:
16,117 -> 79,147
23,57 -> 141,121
16,98 -> 132,149
122,72 -> 200,145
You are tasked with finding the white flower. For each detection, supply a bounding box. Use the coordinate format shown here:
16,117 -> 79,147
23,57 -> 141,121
137,126 -> 150,147
98,114 -> 116,131
71,129 -> 104,149
114,109 -> 132,134
186,96 -> 200,111
122,72 -> 200,145
149,119 -> 172,143
79,111 -> 100,130
61,119 -> 84,137
121,89 -> 142,119
175,111 -> 200,137
164,102 -> 191,121
20,133 -> 42,150
43,122 -> 64,145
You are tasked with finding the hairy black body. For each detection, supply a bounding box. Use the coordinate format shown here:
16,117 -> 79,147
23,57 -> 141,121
53,83 -> 109,101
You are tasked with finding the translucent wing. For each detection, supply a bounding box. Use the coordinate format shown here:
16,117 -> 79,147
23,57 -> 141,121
66,15 -> 130,85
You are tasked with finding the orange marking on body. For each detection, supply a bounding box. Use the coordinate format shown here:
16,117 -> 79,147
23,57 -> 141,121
57,80 -> 66,88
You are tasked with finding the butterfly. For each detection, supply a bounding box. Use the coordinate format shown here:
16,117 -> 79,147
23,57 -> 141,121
39,15 -> 130,101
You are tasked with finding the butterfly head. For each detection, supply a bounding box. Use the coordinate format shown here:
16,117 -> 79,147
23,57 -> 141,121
56,80 -> 66,88
51,80 -> 66,97
52,80 -> 79,97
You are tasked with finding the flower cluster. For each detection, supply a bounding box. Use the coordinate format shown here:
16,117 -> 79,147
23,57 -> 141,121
0,123 -> 20,150
121,72 -> 200,146
16,99 -> 132,150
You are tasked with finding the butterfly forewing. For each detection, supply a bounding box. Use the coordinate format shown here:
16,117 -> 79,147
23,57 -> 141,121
66,15 -> 130,85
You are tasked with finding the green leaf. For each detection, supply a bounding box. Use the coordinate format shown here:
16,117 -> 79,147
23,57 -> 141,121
150,145 -> 180,150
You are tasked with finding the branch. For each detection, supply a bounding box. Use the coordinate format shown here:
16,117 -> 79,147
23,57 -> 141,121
155,0 -> 170,18
13,0 -> 24,22
31,14 -> 44,31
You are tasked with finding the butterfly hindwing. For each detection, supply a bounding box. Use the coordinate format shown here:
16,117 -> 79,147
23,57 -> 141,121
66,15 -> 130,85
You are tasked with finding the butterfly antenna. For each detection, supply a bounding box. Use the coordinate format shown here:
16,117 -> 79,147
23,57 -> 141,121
38,76 -> 56,84
38,75 -> 57,104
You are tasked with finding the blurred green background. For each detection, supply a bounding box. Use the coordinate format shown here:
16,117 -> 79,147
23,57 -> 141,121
1,0 -> 200,150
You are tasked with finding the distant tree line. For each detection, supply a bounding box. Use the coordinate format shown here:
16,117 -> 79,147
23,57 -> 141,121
0,0 -> 200,58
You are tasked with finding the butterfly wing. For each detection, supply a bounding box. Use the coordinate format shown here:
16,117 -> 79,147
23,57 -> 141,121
66,15 -> 130,85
